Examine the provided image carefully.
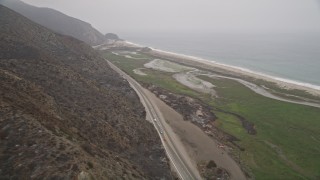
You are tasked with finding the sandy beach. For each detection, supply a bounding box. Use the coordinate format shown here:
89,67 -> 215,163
108,40 -> 320,97
149,49 -> 320,96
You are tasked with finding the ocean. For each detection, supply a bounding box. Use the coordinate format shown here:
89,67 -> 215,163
121,32 -> 320,89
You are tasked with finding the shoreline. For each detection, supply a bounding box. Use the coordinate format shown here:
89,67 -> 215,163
106,40 -> 320,97
102,40 -> 320,179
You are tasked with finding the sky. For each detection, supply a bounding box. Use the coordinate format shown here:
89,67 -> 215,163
21,0 -> 320,35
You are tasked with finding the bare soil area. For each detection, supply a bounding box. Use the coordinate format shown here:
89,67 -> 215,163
144,59 -> 194,73
144,87 -> 246,180
133,68 -> 147,76
173,71 -> 216,96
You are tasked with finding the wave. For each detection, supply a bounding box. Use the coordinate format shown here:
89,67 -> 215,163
124,41 -> 320,91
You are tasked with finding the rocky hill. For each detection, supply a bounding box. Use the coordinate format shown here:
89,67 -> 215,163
105,33 -> 121,40
0,5 -> 171,179
0,0 -> 106,46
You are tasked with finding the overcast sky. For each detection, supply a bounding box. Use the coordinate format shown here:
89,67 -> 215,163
21,0 -> 320,35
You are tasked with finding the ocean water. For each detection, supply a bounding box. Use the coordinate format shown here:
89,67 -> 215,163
121,32 -> 320,89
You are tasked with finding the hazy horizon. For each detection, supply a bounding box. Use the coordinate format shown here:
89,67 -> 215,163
21,0 -> 320,35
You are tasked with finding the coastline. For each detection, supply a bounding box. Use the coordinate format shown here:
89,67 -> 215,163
110,40 -> 320,97
101,40 -> 320,179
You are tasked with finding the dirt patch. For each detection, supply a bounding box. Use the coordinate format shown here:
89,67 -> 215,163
133,68 -> 147,76
173,71 -> 216,96
144,59 -> 194,73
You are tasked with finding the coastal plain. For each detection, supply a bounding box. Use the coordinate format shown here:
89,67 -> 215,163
100,44 -> 320,180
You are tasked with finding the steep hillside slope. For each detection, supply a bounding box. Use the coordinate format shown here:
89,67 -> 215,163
0,5 -> 171,179
0,0 -> 105,46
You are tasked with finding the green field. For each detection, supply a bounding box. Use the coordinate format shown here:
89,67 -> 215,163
103,50 -> 320,180
200,76 -> 320,180
104,51 -> 202,98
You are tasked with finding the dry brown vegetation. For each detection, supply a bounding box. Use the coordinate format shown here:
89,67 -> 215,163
197,160 -> 230,180
0,5 -> 171,179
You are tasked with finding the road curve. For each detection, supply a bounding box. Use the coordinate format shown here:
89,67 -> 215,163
107,60 -> 202,180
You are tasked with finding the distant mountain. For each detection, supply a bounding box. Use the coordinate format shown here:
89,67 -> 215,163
0,5 -> 171,179
105,33 -> 121,40
0,0 -> 106,46
105,33 -> 123,44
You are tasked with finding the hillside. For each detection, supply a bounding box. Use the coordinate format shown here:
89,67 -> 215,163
0,0 -> 105,46
0,5 -> 171,179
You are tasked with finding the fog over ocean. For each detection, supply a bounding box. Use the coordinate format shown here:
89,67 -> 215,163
122,32 -> 320,88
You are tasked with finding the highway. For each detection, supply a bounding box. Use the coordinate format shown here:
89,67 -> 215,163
107,60 -> 202,180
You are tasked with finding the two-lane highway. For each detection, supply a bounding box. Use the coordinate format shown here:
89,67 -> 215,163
107,60 -> 202,180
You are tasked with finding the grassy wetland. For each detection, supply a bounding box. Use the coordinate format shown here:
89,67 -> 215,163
102,49 -> 320,180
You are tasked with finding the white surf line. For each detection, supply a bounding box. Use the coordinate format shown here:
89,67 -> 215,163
195,72 -> 320,108
149,47 -> 320,92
